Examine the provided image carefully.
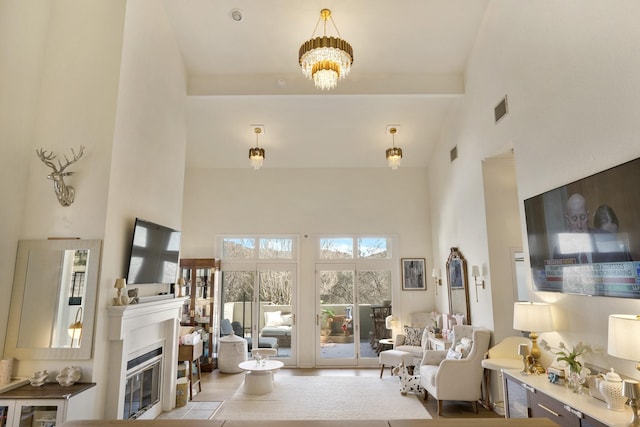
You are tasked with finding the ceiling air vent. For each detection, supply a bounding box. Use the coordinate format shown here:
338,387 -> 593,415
494,95 -> 508,124
450,146 -> 458,162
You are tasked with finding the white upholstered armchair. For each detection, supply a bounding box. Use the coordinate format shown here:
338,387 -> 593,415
419,325 -> 491,415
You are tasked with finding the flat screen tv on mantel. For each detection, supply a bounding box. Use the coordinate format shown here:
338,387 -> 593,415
524,157 -> 640,298
125,218 -> 181,286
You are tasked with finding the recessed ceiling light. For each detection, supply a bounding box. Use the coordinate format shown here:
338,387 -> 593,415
230,9 -> 243,22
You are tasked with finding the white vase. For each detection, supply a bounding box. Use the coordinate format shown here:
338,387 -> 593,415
598,368 -> 626,411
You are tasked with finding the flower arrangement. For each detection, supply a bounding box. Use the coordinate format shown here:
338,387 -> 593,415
539,340 -> 594,374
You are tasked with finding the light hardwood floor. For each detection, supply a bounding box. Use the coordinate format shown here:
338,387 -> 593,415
194,367 -> 501,419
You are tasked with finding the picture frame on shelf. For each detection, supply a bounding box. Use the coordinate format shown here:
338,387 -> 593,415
401,258 -> 426,290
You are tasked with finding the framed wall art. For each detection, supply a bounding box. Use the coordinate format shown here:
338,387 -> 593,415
401,258 -> 426,290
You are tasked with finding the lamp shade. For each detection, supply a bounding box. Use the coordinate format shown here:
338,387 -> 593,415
385,315 -> 399,329
608,314 -> 640,361
513,302 -> 553,332
471,265 -> 481,277
114,278 -> 126,289
518,343 -> 530,356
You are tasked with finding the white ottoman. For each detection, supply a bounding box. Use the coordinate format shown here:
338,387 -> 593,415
378,349 -> 414,378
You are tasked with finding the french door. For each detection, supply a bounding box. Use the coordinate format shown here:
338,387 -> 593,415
220,262 -> 296,366
315,263 -> 392,367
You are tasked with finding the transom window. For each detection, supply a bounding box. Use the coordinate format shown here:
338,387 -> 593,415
221,236 -> 295,260
319,237 -> 391,260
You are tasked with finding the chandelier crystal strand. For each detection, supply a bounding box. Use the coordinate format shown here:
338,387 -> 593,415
299,9 -> 353,91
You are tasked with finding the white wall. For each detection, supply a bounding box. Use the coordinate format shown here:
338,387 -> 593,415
97,0 -> 187,418
0,0 -> 126,382
181,167 -> 434,365
0,0 -> 51,357
0,0 -> 187,418
430,0 -> 640,378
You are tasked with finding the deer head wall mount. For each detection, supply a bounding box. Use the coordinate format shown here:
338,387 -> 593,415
36,145 -> 85,207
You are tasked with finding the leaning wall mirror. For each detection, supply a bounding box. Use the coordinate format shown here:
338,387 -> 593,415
446,247 -> 471,324
4,239 -> 102,360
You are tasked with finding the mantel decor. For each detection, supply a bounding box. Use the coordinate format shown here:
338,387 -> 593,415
401,258 -> 426,290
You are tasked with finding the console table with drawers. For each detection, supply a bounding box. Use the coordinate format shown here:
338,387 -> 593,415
502,369 -> 631,427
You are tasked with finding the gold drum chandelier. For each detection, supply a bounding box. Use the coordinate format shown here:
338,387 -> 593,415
299,9 -> 353,91
386,127 -> 403,170
249,127 -> 265,170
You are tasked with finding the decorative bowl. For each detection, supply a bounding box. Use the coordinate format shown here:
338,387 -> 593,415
29,370 -> 48,387
56,366 -> 81,387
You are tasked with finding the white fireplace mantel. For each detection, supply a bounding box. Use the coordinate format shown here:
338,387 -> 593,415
105,298 -> 187,419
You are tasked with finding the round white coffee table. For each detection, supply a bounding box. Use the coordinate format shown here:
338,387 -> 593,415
238,359 -> 284,395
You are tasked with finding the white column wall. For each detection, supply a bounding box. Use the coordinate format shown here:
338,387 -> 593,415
429,0 -> 640,377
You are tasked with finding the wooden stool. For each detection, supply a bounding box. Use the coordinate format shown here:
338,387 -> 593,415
178,341 -> 203,400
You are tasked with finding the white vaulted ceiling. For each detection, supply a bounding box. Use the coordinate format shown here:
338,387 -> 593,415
163,0 -> 489,169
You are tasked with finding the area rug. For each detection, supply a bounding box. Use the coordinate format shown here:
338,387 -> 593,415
212,375 -> 431,420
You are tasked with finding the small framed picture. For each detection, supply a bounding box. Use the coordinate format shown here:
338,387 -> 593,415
401,258 -> 426,290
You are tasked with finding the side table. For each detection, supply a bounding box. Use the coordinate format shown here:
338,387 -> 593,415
178,340 -> 203,400
238,360 -> 284,395
377,338 -> 395,354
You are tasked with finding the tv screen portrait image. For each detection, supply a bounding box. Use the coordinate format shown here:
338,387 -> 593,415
524,157 -> 640,298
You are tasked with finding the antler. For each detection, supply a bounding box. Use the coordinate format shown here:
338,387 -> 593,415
57,145 -> 85,173
36,148 -> 59,171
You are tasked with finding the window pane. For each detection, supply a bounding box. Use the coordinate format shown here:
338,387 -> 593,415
259,270 -> 293,305
221,271 -> 254,338
357,237 -> 390,259
358,270 -> 392,305
222,238 -> 255,259
259,238 -> 293,259
319,238 -> 354,259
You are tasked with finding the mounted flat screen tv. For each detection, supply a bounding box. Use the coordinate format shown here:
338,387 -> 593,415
125,218 -> 181,285
524,157 -> 640,298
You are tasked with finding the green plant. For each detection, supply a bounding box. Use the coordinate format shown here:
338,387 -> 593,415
540,340 -> 592,374
322,308 -> 335,318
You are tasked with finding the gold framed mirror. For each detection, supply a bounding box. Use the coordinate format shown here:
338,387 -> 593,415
446,247 -> 471,324
4,239 -> 102,360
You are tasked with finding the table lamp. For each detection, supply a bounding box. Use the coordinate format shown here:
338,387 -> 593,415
518,343 -> 530,375
608,314 -> 640,371
385,315 -> 399,339
623,379 -> 640,427
67,306 -> 83,348
114,278 -> 127,306
176,277 -> 185,297
608,314 -> 640,427
513,302 -> 553,374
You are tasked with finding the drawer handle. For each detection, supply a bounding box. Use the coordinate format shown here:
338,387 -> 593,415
563,404 -> 584,418
523,384 -> 536,393
537,403 -> 560,417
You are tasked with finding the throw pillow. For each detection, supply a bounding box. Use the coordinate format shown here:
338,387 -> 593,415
454,337 -> 473,358
281,313 -> 293,326
446,348 -> 463,360
403,326 -> 423,346
264,311 -> 282,327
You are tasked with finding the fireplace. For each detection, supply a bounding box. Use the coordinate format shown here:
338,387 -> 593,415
106,299 -> 186,419
123,347 -> 162,419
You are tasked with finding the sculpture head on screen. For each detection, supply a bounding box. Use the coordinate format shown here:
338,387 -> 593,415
3,239 -> 101,360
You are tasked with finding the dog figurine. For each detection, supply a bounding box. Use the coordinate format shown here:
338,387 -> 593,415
392,362 -> 423,395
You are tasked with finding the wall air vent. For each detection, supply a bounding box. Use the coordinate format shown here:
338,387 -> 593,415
494,95 -> 508,124
450,146 -> 458,162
